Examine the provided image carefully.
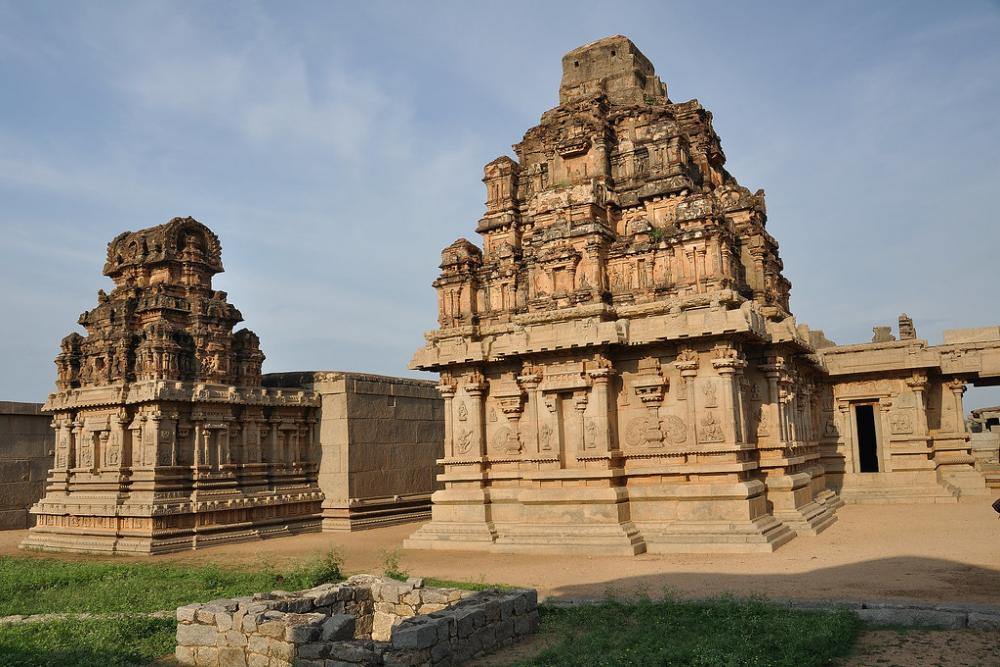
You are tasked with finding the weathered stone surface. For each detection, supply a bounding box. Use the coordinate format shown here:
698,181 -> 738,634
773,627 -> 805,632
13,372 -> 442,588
174,576 -> 537,667
0,402 -> 52,530
391,621 -> 439,650
320,614 -> 355,642
177,622 -> 219,647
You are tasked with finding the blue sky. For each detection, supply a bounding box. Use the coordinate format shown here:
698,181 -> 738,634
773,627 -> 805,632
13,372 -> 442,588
1,1 -> 998,409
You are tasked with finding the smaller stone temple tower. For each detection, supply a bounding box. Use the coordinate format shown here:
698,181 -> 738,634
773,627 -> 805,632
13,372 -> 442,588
22,217 -> 323,554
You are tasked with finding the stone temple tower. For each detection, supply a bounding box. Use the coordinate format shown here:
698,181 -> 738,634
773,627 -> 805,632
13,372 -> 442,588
23,217 -> 322,554
406,36 -> 838,554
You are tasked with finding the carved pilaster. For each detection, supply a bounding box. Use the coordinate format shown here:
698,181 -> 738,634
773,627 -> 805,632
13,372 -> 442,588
634,358 -> 667,447
437,376 -> 457,457
712,346 -> 747,444
517,370 -> 542,455
587,366 -> 615,453
945,378 -> 967,433
674,348 -> 699,446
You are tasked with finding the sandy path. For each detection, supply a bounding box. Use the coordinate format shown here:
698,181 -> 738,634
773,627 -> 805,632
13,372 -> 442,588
4,500 -> 999,607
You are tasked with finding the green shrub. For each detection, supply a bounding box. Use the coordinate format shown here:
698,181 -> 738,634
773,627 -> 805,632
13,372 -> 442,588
379,547 -> 408,581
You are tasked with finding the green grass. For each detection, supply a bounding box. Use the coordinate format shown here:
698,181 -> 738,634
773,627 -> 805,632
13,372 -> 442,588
0,617 -> 175,667
509,597 -> 861,667
0,553 -> 343,667
423,576 -> 512,592
0,552 -> 342,615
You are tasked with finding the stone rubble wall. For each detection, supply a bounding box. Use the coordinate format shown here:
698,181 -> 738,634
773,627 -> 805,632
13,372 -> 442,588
0,402 -> 53,530
175,574 -> 539,667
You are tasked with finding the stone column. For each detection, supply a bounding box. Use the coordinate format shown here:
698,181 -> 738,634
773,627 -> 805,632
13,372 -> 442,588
906,374 -> 928,437
713,350 -> 747,443
878,399 -> 893,472
674,349 -> 699,446
573,391 -> 589,459
438,379 -> 457,458
268,417 -> 280,465
587,367 -> 615,453
517,372 -> 541,455
946,379 -> 967,433
761,364 -> 784,446
465,375 -> 487,457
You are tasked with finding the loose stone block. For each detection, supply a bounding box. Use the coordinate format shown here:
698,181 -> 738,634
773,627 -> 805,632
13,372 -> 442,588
320,614 -> 356,642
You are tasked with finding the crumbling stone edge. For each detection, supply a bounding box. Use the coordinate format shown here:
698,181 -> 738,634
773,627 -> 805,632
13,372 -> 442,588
175,574 -> 539,667
545,596 -> 1000,630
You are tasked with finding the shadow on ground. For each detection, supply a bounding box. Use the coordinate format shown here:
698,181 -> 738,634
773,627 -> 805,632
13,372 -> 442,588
543,556 -> 1000,608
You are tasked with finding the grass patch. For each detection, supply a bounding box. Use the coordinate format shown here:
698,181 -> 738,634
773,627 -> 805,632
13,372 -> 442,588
423,577 -> 512,592
509,597 -> 861,667
0,550 -> 343,615
0,616 -> 175,667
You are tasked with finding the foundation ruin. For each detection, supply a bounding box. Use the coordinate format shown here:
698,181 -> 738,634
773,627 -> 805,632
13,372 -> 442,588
174,575 -> 539,667
406,35 -> 1000,555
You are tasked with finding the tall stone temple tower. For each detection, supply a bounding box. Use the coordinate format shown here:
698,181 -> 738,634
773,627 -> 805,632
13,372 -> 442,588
406,36 -> 832,554
23,217 -> 322,554
407,35 -> 996,555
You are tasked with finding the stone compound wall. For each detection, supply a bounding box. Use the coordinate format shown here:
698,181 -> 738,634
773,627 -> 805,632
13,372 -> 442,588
263,373 -> 444,531
175,575 -> 538,667
0,402 -> 53,529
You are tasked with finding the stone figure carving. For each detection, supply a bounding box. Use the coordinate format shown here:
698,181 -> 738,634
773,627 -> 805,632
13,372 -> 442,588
702,380 -> 718,408
700,412 -> 724,443
890,411 -> 913,434
539,424 -> 553,451
755,405 -> 769,437
457,402 -> 468,421
491,426 -> 521,454
456,429 -> 473,455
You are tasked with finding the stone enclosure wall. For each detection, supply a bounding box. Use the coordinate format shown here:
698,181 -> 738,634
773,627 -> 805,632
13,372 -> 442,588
263,373 -> 444,531
175,575 -> 538,667
0,402 -> 53,529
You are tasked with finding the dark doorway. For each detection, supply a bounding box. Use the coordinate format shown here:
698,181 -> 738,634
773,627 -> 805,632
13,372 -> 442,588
855,404 -> 879,472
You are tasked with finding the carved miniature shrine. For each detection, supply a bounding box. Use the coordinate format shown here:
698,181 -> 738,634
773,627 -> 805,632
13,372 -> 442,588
22,217 -> 322,554
406,36 -> 998,555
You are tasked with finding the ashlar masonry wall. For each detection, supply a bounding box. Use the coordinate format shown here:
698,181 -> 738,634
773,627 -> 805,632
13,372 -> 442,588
263,372 -> 444,531
175,575 -> 539,667
0,402 -> 54,529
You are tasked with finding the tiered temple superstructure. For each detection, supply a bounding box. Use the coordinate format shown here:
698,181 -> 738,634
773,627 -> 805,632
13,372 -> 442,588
23,217 -> 322,554
407,36 -> 836,554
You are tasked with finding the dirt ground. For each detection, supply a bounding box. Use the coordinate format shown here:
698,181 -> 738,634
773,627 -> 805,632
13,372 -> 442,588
840,629 -> 1000,667
5,500 -> 1000,666
6,500 -> 999,607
